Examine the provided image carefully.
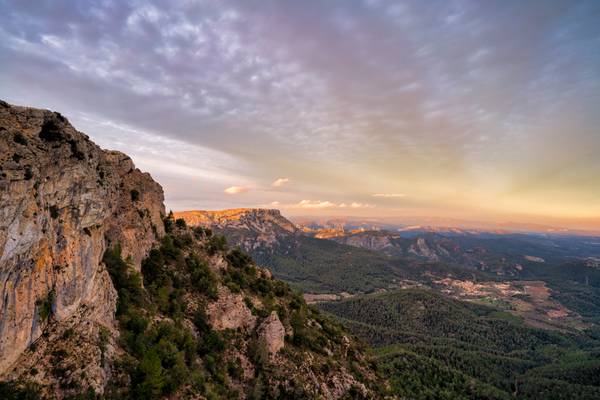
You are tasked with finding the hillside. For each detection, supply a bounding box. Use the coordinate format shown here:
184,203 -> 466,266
319,289 -> 600,399
176,209 -> 416,294
0,102 -> 386,399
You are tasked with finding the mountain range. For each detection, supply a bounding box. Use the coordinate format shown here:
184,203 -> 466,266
2,101 -> 600,399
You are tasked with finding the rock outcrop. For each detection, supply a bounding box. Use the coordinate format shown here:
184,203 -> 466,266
175,208 -> 298,250
206,286 -> 257,331
0,101 -> 164,392
256,311 -> 285,357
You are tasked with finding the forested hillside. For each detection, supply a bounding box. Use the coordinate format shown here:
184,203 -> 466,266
320,289 -> 600,399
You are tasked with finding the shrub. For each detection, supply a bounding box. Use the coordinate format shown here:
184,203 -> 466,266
186,253 -> 218,299
159,236 -> 180,260
49,205 -> 60,219
164,211 -> 175,233
175,218 -> 187,229
103,246 -> 146,313
130,189 -> 140,202
0,380 -> 42,400
24,167 -> 33,180
36,289 -> 55,322
226,248 -> 252,269
13,132 -> 28,145
193,226 -> 212,238
206,235 -> 227,255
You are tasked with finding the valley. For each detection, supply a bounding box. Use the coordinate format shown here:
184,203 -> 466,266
178,208 -> 600,399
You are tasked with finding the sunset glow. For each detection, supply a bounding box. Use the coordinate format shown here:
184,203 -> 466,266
1,1 -> 599,231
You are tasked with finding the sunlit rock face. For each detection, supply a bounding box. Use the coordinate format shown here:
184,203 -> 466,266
176,208 -> 299,250
0,101 -> 164,389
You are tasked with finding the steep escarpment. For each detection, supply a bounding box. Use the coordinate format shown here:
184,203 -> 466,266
0,101 -> 164,395
175,209 -> 299,251
0,102 -> 386,398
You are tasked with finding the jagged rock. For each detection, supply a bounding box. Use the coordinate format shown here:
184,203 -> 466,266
257,311 -> 285,357
206,286 -> 257,331
175,208 -> 298,250
0,101 -> 164,395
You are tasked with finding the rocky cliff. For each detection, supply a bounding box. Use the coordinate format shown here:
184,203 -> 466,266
0,101 -> 165,394
175,209 -> 299,251
0,102 -> 386,398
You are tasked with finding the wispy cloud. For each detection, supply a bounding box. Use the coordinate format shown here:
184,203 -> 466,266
269,200 -> 374,209
272,177 -> 290,187
224,186 -> 249,195
372,193 -> 406,198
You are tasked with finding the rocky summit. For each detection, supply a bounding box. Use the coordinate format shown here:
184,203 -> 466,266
0,102 -> 386,399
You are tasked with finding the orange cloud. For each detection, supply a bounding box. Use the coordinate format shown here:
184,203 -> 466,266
224,186 -> 249,194
372,193 -> 405,198
272,177 -> 290,187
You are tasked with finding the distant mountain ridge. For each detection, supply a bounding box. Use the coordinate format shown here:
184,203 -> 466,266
175,209 -> 298,252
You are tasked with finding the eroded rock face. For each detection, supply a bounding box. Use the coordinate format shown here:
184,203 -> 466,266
257,311 -> 285,357
206,286 -> 257,331
0,101 -> 164,390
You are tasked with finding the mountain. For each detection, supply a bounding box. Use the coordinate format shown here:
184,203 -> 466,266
0,102 -> 385,399
175,209 -> 298,251
176,209 -> 600,331
176,209 -> 415,294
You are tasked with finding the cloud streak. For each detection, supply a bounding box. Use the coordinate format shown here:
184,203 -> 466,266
372,193 -> 406,198
224,186 -> 249,195
272,178 -> 290,187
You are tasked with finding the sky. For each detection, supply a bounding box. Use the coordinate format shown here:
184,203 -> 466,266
1,0 -> 600,230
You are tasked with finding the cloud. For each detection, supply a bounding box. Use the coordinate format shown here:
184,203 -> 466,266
270,200 -> 375,209
372,193 -> 406,198
224,186 -> 249,194
272,177 -> 290,187
1,1 -> 598,221
298,200 -> 337,209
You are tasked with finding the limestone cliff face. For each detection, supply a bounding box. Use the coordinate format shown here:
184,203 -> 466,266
0,101 -> 164,389
175,208 -> 299,251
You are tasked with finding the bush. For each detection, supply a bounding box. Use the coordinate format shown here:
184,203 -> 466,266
164,211 -> 175,233
103,246 -> 146,314
160,236 -> 181,260
13,132 -> 28,145
226,248 -> 252,269
186,253 -> 218,299
130,189 -> 140,202
193,226 -> 212,238
24,167 -> 33,180
49,205 -> 60,219
36,289 -> 55,322
175,218 -> 187,229
0,380 -> 42,400
206,235 -> 227,255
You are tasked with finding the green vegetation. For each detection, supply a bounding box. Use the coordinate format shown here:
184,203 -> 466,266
35,289 -> 55,323
320,289 -> 600,399
49,205 -> 59,219
0,380 -> 43,400
250,235 -> 412,293
13,132 -> 28,146
103,241 -> 236,399
99,221 -> 381,399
